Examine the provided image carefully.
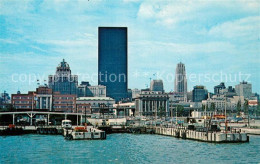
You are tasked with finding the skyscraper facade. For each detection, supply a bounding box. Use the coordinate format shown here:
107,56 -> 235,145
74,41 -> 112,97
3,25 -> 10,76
98,27 -> 128,102
235,81 -> 252,99
174,62 -> 187,100
48,59 -> 78,95
192,85 -> 208,102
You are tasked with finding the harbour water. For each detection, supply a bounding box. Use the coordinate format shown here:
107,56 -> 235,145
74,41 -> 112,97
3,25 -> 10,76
0,134 -> 259,163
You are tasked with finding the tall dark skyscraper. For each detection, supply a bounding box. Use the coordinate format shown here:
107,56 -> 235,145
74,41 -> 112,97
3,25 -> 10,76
98,27 -> 128,102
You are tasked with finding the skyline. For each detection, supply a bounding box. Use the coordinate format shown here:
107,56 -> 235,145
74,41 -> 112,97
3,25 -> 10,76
0,0 -> 259,94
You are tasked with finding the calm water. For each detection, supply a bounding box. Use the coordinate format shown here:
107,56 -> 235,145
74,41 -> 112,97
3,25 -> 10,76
0,134 -> 259,164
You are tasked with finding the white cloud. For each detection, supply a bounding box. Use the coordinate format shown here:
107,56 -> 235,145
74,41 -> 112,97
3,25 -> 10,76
30,45 -> 49,53
137,0 -> 260,26
131,40 -> 237,56
36,39 -> 96,47
209,16 -> 260,40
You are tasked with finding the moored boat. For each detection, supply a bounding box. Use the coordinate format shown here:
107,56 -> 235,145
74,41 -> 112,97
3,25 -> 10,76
64,126 -> 106,140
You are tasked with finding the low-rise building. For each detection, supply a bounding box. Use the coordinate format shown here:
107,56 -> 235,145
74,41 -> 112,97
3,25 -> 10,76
87,85 -> 106,97
53,92 -> 76,112
113,102 -> 135,116
12,91 -> 36,110
76,97 -> 115,114
202,95 -> 245,112
135,91 -> 169,117
76,103 -> 91,114
35,86 -> 53,111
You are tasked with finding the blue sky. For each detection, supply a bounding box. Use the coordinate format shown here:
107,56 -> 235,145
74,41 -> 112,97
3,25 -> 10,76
0,0 -> 259,95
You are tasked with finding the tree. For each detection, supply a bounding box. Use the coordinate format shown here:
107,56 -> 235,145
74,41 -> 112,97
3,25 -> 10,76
210,103 -> 215,111
237,100 -> 241,116
158,106 -> 166,118
202,104 -> 205,111
176,105 -> 184,117
244,99 -> 249,114
257,101 -> 260,116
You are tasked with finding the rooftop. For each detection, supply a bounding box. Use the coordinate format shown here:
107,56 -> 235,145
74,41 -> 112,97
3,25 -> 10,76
77,97 -> 114,101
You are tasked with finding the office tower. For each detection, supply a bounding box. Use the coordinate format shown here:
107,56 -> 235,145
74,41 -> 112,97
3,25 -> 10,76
98,27 -> 128,102
174,62 -> 187,98
150,79 -> 164,92
48,59 -> 78,95
192,85 -> 208,102
214,82 -> 226,94
235,81 -> 252,99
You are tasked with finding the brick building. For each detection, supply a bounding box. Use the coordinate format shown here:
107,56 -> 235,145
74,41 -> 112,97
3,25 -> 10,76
53,92 -> 76,112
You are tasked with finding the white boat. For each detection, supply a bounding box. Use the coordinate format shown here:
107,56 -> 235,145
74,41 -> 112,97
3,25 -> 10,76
64,126 -> 106,140
62,120 -> 72,129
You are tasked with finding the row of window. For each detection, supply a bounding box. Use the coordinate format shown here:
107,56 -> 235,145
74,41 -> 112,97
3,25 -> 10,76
13,97 -> 31,99
13,101 -> 31,104
54,101 -> 74,104
15,106 -> 31,108
53,97 -> 75,100
53,106 -> 74,108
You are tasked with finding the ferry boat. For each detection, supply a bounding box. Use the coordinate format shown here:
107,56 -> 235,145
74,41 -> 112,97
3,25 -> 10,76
64,125 -> 106,140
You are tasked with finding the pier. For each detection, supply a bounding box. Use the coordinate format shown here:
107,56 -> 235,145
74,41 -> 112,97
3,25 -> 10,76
154,127 -> 249,143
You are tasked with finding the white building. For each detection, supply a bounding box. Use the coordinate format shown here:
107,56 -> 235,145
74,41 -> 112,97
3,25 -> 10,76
132,88 -> 141,99
88,85 -> 106,97
113,102 -> 135,116
191,110 -> 215,118
135,91 -> 169,117
76,97 -> 115,108
202,95 -> 245,111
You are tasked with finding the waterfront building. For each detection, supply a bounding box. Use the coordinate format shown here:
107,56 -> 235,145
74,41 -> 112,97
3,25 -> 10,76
214,82 -> 226,94
150,79 -> 164,92
12,91 -> 36,110
135,91 -> 169,117
191,110 -> 215,118
174,62 -> 187,101
98,27 -> 128,102
235,81 -> 252,99
52,92 -> 76,113
168,92 -> 187,103
48,59 -> 78,95
168,95 -> 202,117
192,85 -> 208,102
113,102 -> 135,117
202,95 -> 245,112
35,86 -> 53,111
76,103 -> 91,114
76,97 -> 115,114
